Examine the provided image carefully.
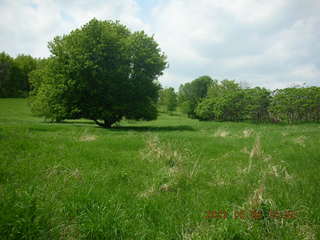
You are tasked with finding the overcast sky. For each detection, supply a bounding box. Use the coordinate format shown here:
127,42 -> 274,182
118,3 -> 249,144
1,0 -> 319,89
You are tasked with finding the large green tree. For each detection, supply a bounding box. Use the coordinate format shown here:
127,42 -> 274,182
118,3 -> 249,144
29,19 -> 167,127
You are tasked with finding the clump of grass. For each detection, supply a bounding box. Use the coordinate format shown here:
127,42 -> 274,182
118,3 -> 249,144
141,134 -> 183,168
243,128 -> 254,138
294,136 -> 306,147
214,128 -> 229,137
298,224 -> 317,240
249,136 -> 263,160
138,185 -> 156,198
139,134 -> 191,196
266,164 -> 293,182
44,165 -> 82,182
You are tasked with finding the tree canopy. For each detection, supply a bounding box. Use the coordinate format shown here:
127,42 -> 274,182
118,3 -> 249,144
178,75 -> 213,118
0,52 -> 37,97
29,19 -> 167,127
181,76 -> 320,123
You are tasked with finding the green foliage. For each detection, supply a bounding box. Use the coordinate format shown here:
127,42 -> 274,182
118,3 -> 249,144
28,58 -> 75,121
269,87 -> 320,123
29,19 -> 167,127
188,76 -> 319,124
196,80 -> 247,121
14,54 -> 37,96
0,52 -> 15,97
194,98 -> 216,120
159,87 -> 178,112
178,75 -> 213,117
0,52 -> 37,97
244,87 -> 271,122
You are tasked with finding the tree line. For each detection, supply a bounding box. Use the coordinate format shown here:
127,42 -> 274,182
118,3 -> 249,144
1,18 -> 318,126
0,52 -> 38,97
174,76 -> 320,123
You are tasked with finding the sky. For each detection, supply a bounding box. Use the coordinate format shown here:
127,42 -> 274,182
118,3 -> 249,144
0,0 -> 319,89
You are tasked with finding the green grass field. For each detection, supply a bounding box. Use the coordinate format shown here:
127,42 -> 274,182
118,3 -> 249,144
0,98 -> 319,239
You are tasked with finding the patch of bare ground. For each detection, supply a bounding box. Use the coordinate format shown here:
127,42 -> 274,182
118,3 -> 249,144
79,135 -> 97,142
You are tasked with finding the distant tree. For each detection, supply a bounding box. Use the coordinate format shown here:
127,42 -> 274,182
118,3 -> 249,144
0,52 -> 15,97
194,98 -> 216,120
244,87 -> 271,122
159,87 -> 177,112
29,19 -> 167,127
28,58 -> 48,93
0,52 -> 37,97
195,79 -> 246,121
14,54 -> 37,96
182,76 -> 319,123
178,75 -> 213,117
269,87 -> 320,123
207,79 -> 241,98
211,90 -> 246,121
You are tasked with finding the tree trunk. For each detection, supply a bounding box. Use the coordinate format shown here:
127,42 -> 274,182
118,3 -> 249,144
93,118 -> 118,128
93,119 -> 111,128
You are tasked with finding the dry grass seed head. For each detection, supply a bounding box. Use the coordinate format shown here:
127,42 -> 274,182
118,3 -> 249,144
159,183 -> 175,192
243,129 -> 254,138
250,136 -> 263,159
263,154 -> 272,162
248,184 -> 265,209
45,164 -> 67,178
241,147 -> 250,154
138,185 -> 156,198
267,163 -> 293,181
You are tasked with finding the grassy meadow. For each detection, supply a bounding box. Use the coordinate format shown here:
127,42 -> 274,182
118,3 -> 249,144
0,98 -> 319,239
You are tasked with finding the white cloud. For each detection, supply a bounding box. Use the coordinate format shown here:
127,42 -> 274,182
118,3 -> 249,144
0,0 -> 147,57
0,0 -> 319,89
151,0 -> 320,89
